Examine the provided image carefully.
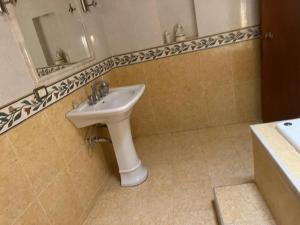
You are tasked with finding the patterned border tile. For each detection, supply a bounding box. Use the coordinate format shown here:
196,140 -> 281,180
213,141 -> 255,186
0,26 -> 260,135
0,58 -> 115,134
36,64 -> 74,78
113,26 -> 260,66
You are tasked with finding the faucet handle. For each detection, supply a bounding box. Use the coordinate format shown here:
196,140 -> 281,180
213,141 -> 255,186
99,80 -> 109,96
92,83 -> 102,100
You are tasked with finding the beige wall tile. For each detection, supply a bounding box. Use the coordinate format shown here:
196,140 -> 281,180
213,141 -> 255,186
168,52 -> 202,77
13,201 -> 51,225
144,58 -> 190,133
197,126 -> 227,143
106,40 -> 261,136
89,142 -> 113,178
205,81 -> 238,126
39,169 -> 84,225
104,70 -> 120,86
120,64 -> 158,137
197,45 -> 234,84
144,54 -> 207,133
8,112 -> 65,195
0,135 -> 34,225
67,149 -> 105,212
2,87 -> 111,225
224,123 -> 252,138
114,63 -> 146,85
130,98 -> 158,137
231,40 -> 261,83
169,53 -> 209,130
235,79 -> 261,122
46,89 -> 88,163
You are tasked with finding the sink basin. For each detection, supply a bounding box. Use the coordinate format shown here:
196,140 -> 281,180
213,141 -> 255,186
66,84 -> 148,187
67,84 -> 145,128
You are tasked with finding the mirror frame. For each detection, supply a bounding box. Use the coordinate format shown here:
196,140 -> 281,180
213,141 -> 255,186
7,1 -> 96,87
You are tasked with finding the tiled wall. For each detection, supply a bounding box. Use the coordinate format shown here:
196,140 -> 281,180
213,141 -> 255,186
0,31 -> 261,225
0,26 -> 259,135
106,39 -> 261,137
0,81 -> 115,225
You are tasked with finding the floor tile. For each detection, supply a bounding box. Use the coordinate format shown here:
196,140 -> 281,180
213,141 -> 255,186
84,124 -> 256,225
174,209 -> 218,225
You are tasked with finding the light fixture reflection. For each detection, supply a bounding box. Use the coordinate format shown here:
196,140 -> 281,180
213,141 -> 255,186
240,0 -> 248,27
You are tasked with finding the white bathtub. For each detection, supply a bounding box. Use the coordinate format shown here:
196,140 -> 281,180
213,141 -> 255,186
251,122 -> 300,195
276,118 -> 300,153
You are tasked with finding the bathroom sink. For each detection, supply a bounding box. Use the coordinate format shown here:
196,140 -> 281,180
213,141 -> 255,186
67,84 -> 148,187
67,84 -> 145,128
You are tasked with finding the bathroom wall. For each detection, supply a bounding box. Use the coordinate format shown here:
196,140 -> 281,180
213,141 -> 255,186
0,2 -> 111,106
100,0 -> 259,55
157,0 -> 198,42
0,81 -> 115,225
99,0 -> 162,55
0,16 -> 34,106
194,0 -> 260,36
106,39 -> 261,137
0,1 -> 262,225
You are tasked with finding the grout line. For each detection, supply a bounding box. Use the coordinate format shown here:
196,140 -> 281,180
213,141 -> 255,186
133,121 -> 258,139
6,112 -> 113,225
7,135 -> 54,225
10,200 -> 36,225
36,198 -> 54,225
81,173 -> 113,225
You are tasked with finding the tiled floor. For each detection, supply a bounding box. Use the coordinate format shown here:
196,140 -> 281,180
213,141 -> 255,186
84,123 -> 255,225
214,183 -> 276,225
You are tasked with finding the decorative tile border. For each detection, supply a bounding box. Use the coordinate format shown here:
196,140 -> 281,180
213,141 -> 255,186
36,64 -> 74,78
0,26 -> 260,135
0,58 -> 115,134
113,26 -> 260,66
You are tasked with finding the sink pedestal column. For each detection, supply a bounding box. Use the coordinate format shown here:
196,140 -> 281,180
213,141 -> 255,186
107,117 -> 148,187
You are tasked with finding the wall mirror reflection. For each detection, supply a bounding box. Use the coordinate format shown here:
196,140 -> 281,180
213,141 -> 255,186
14,0 -> 93,78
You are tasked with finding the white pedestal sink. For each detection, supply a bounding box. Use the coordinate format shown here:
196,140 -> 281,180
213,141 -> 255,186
66,84 -> 148,186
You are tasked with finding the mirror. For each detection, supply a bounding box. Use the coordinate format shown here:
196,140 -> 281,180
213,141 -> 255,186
14,0 -> 93,78
100,0 -> 259,55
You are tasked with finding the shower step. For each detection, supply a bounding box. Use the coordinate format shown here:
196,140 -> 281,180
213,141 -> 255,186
214,183 -> 277,225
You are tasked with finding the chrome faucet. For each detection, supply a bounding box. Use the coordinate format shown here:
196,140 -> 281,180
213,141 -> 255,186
99,80 -> 110,97
88,80 -> 110,105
